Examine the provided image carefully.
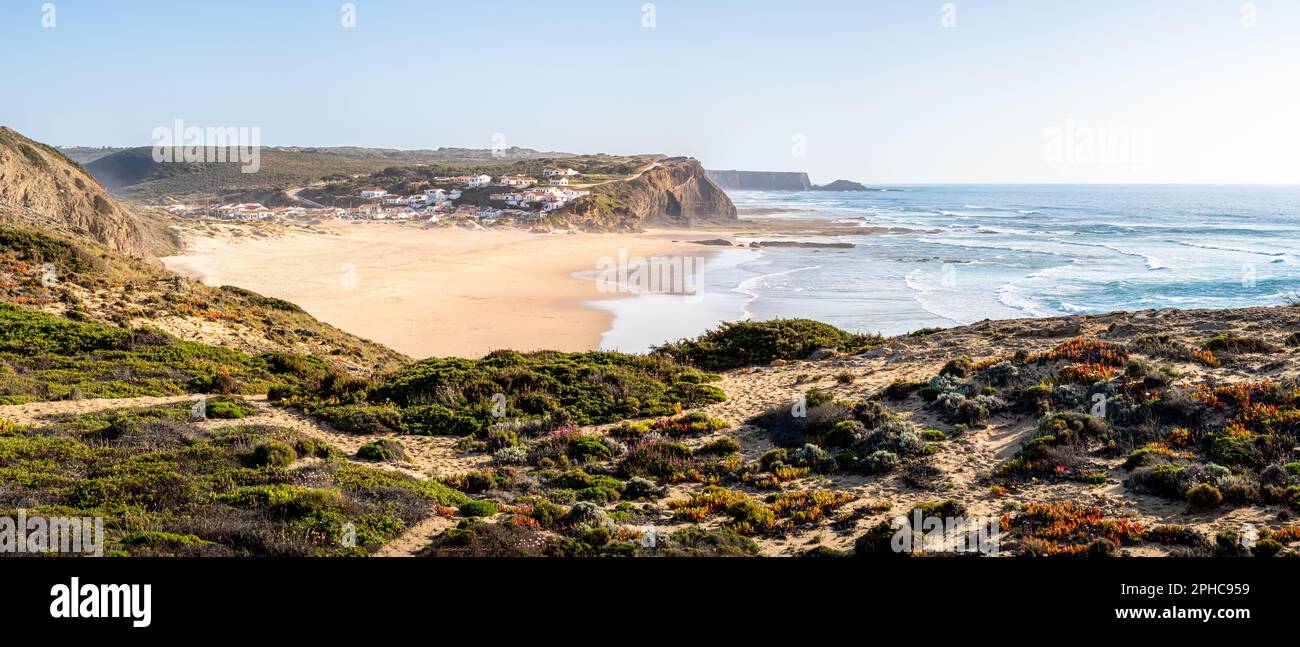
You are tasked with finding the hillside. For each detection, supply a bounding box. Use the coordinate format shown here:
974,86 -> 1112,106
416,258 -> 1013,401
554,157 -> 738,230
86,146 -> 578,206
299,153 -> 665,208
0,127 -> 149,258
0,127 -> 406,374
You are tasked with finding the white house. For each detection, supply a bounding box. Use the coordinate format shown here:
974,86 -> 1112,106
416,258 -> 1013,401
544,168 -> 579,178
548,177 -> 570,186
467,174 -> 493,188
360,189 -> 388,199
499,175 -> 536,188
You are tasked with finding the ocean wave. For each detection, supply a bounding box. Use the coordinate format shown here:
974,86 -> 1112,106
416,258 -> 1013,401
1175,240 -> 1291,258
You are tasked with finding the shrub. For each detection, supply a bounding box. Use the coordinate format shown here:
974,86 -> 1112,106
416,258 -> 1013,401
921,429 -> 945,442
934,392 -> 1001,426
940,356 -> 974,378
357,438 -> 407,463
293,437 -> 339,459
1186,483 -> 1224,510
653,526 -> 759,557
985,361 -> 1020,386
311,404 -> 404,435
1203,333 -> 1280,355
567,436 -> 614,462
789,443 -> 838,474
859,450 -> 900,474
458,500 -> 499,518
491,445 -> 528,465
1144,524 -> 1206,547
620,439 -> 692,478
696,436 -> 740,456
653,319 -> 882,370
882,380 -> 921,400
206,399 -> 250,419
1252,538 -> 1283,557
565,501 -> 611,528
1086,537 -> 1118,557
623,476 -> 663,500
248,441 -> 297,468
863,420 -> 925,457
854,521 -> 906,557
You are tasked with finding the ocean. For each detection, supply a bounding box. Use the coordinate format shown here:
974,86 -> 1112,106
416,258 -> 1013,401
592,185 -> 1300,353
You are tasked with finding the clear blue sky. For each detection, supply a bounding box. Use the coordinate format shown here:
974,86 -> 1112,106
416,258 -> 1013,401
2,0 -> 1298,183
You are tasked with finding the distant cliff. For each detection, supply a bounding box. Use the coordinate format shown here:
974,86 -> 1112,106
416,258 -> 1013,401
554,158 -> 737,231
706,169 -> 873,192
705,169 -> 813,191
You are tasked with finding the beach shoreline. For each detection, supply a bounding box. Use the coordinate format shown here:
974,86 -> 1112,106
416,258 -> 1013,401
160,220 -> 723,359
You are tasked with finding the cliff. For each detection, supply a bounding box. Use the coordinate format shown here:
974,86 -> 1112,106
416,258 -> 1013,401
554,157 -> 737,231
705,169 -> 813,191
0,126 -> 150,258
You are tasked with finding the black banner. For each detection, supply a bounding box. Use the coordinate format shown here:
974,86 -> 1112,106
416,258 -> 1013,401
1,557 -> 1286,637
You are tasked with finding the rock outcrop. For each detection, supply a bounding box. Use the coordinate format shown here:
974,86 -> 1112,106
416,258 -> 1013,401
555,157 -> 737,230
0,126 -> 149,258
812,179 -> 873,192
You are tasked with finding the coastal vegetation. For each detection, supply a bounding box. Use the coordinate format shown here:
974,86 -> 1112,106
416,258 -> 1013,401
655,319 -> 883,370
0,400 -> 465,556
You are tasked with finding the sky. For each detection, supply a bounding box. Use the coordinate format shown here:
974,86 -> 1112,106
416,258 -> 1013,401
1,0 -> 1298,184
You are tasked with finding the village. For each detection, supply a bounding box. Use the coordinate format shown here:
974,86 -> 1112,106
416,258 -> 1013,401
165,167 -> 591,225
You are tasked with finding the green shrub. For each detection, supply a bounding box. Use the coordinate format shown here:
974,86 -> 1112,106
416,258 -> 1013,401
214,485 -> 342,518
293,437 -> 339,459
940,356 -> 974,378
921,429 -> 945,442
653,319 -> 882,370
310,404 -> 404,435
458,500 -> 499,518
357,438 -> 407,463
206,399 -> 250,419
248,441 -> 297,468
696,436 -> 741,456
1186,483 -> 1224,510
1252,538 -> 1283,557
1203,334 -> 1280,354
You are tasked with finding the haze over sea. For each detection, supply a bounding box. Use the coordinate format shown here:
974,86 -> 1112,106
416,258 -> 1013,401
595,185 -> 1300,353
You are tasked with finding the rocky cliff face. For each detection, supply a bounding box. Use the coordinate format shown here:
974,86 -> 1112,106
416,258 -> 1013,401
0,127 -> 149,258
555,158 -> 737,231
705,169 -> 813,191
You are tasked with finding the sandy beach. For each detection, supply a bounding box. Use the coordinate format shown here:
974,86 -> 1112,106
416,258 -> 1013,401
160,221 -> 714,358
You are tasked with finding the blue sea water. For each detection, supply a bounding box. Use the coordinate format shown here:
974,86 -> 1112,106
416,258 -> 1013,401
595,185 -> 1300,352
